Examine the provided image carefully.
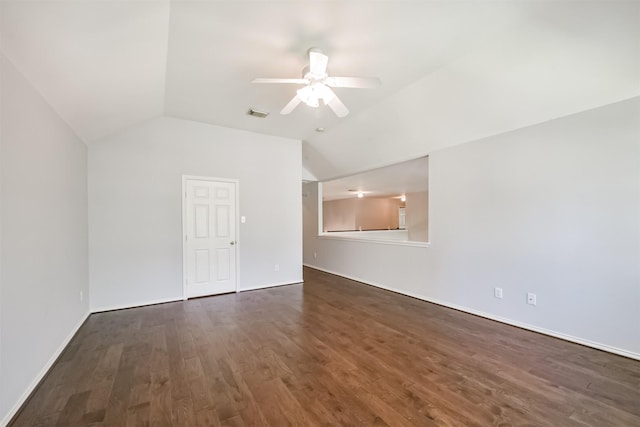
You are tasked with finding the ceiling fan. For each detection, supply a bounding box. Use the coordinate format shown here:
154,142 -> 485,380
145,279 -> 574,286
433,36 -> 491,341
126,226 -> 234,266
252,48 -> 381,118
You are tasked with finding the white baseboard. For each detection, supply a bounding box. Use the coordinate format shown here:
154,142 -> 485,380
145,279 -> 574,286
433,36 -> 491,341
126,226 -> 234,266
303,264 -> 640,361
91,296 -> 183,313
90,282 -> 305,312
239,280 -> 303,292
1,310 -> 91,427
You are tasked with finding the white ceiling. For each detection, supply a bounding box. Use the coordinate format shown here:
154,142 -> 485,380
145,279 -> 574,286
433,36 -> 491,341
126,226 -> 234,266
1,1 -> 638,179
163,1 -> 527,140
322,157 -> 428,201
0,1 -> 171,143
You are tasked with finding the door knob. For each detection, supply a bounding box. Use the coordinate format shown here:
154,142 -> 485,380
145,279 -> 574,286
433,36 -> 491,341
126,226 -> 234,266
230,241 -> 236,245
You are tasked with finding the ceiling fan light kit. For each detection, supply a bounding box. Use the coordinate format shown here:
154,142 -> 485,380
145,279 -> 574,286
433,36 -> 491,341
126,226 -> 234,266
252,47 -> 381,118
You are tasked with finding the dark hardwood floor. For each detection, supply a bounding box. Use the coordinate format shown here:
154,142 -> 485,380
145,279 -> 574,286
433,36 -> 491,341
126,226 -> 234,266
11,267 -> 640,426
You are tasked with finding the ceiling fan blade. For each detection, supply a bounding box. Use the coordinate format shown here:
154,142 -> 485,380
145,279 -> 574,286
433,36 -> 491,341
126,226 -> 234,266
309,49 -> 328,75
280,95 -> 302,115
325,76 -> 381,88
322,86 -> 349,118
327,97 -> 349,118
252,78 -> 308,84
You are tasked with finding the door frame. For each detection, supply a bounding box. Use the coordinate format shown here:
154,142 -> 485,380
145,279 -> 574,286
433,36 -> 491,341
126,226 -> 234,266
182,175 -> 240,300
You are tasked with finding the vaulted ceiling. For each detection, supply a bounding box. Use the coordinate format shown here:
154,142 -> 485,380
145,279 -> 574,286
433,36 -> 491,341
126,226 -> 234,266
1,1 -> 638,180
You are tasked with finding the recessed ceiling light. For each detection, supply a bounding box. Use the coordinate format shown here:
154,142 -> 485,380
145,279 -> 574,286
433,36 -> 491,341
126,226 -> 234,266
357,192 -> 364,198
315,127 -> 325,132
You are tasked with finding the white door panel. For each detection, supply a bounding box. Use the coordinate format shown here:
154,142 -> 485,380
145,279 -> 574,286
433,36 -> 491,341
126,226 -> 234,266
184,179 -> 237,298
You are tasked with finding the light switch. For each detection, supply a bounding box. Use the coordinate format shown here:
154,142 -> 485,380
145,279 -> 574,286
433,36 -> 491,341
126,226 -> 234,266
241,216 -> 246,223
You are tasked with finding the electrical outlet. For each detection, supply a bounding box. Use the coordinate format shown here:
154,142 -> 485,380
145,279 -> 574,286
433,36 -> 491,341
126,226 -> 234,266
494,287 -> 503,299
274,264 -> 280,272
313,251 -> 317,259
80,291 -> 83,302
527,293 -> 537,306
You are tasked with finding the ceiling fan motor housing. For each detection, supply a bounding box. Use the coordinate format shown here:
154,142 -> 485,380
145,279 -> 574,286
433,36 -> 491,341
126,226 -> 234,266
252,46 -> 380,117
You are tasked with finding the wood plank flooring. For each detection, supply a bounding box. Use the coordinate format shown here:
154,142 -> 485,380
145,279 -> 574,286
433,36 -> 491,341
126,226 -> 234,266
11,267 -> 640,426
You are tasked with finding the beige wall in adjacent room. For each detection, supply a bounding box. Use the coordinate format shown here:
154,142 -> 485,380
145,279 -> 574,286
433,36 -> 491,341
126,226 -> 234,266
357,198 -> 402,231
405,191 -> 429,242
322,198 -> 357,231
323,197 -> 403,231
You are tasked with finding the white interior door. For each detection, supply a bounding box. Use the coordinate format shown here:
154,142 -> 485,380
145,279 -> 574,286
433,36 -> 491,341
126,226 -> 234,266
184,178 -> 237,298
399,207 -> 406,230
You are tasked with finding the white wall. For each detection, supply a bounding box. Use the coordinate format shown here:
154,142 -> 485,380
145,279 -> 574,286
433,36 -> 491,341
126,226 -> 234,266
0,55 -> 89,424
89,116 -> 302,311
323,230 -> 409,242
302,165 -> 316,182
304,98 -> 640,359
405,191 -> 428,242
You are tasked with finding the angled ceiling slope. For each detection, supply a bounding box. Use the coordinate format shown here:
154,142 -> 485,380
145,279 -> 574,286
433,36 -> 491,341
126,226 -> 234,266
1,1 -> 638,180
163,1 -> 528,141
0,0 -> 171,143
0,1 -> 529,143
302,1 -> 640,180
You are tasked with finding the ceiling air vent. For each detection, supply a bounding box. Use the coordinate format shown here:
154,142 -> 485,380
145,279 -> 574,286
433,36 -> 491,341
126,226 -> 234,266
247,108 -> 269,118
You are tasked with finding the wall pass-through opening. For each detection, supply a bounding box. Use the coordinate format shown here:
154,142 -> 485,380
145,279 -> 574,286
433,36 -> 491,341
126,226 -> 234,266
319,156 -> 429,243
